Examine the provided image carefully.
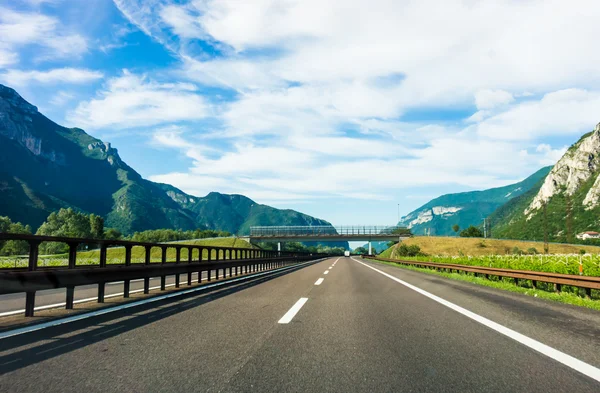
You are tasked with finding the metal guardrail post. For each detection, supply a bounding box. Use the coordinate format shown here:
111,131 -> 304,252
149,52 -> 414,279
98,244 -> 108,303
160,247 -> 167,290
124,245 -> 132,298
175,247 -> 181,288
187,247 -> 193,285
25,240 -> 40,317
144,246 -> 151,294
66,242 -> 78,309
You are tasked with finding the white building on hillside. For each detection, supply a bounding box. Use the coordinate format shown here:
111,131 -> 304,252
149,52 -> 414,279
576,231 -> 600,240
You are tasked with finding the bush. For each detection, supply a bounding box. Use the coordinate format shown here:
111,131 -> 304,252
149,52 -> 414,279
527,247 -> 538,255
477,240 -> 487,248
512,246 -> 525,255
580,249 -> 587,255
0,216 -> 32,255
459,226 -> 483,238
397,243 -> 425,257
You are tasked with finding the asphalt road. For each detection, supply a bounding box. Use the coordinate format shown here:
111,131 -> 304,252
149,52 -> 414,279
1,257 -> 599,392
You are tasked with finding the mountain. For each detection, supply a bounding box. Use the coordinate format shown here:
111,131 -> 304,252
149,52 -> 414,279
397,166 -> 552,236
490,123 -> 600,241
0,83 -> 339,237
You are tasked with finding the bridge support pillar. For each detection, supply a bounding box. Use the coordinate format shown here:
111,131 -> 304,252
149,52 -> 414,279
368,241 -> 372,255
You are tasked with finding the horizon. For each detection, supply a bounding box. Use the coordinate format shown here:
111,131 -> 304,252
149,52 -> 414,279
2,0 -> 599,225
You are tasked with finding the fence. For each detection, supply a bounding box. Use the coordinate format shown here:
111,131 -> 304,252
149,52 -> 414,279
0,233 -> 327,317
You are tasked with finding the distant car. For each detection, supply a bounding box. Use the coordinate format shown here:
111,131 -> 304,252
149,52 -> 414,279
344,251 -> 350,257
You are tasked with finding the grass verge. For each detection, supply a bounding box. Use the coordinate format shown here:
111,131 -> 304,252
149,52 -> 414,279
370,258 -> 600,311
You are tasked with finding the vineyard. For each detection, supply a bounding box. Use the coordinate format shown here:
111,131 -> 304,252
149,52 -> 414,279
390,253 -> 600,277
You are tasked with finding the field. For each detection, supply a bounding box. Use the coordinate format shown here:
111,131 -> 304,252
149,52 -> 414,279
380,236 -> 600,257
0,237 -> 257,269
377,237 -> 600,303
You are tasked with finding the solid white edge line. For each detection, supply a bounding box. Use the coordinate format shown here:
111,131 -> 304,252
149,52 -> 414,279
314,278 -> 324,285
351,257 -> 600,383
0,258 -> 327,340
278,297 -> 308,324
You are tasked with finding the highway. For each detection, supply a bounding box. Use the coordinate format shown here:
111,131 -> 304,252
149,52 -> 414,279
1,257 -> 599,392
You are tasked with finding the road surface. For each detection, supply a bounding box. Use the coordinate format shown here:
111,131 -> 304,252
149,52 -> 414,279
1,257 -> 599,392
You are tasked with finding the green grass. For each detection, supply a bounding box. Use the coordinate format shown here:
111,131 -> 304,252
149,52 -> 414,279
0,237 -> 257,268
370,258 -> 600,311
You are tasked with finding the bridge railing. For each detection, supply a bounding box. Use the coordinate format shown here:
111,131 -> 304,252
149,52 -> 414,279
0,233 -> 328,317
250,225 -> 407,237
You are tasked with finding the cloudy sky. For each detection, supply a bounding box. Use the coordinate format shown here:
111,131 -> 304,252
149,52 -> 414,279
1,0 -> 599,225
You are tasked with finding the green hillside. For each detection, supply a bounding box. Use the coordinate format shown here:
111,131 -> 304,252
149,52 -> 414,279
398,167 -> 552,236
0,83 -> 340,238
491,126 -> 600,242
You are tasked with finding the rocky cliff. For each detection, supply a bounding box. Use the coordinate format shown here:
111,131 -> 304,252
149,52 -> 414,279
491,123 -> 600,241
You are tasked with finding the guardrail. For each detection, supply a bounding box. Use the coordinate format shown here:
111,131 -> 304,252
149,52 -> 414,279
365,256 -> 600,297
0,233 -> 328,317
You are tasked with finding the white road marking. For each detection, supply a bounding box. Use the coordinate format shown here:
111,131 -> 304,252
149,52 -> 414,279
352,257 -> 600,384
0,258 -> 328,339
314,278 -> 324,285
328,267 -> 333,270
324,271 -> 329,275
278,297 -> 309,324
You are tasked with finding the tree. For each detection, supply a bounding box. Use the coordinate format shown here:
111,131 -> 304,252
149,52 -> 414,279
104,228 -> 122,240
459,225 -> 483,238
0,216 -> 32,255
89,214 -> 104,239
36,208 -> 95,254
354,246 -> 368,255
452,224 -> 460,235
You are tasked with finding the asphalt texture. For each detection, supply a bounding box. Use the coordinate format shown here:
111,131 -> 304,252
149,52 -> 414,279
1,257 -> 599,392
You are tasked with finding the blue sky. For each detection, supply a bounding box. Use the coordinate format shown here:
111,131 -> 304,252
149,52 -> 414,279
2,0 -> 600,225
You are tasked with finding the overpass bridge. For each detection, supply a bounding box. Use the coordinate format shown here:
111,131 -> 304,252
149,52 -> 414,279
245,225 -> 410,254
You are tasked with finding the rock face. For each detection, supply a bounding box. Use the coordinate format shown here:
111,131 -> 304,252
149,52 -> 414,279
0,83 -> 339,237
491,123 -> 600,241
397,166 -> 551,236
526,123 -> 600,217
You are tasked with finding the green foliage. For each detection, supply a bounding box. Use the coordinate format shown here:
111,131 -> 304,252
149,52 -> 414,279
384,253 -> 600,277
459,226 -> 483,238
396,243 -> 425,257
477,240 -> 487,248
512,246 -> 524,255
258,241 -> 346,255
0,216 -> 32,255
580,249 -> 587,255
104,228 -> 122,240
130,228 -> 231,243
527,247 -> 539,255
391,227 -> 412,236
89,214 -> 104,239
452,224 -> 460,234
354,246 -> 368,255
398,166 -> 552,236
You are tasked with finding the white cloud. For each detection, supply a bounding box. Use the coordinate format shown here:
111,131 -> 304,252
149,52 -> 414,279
0,7 -> 87,67
2,68 -> 103,86
68,70 -> 210,129
49,90 -> 75,106
474,89 -> 514,110
475,89 -> 600,141
112,0 -> 600,205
